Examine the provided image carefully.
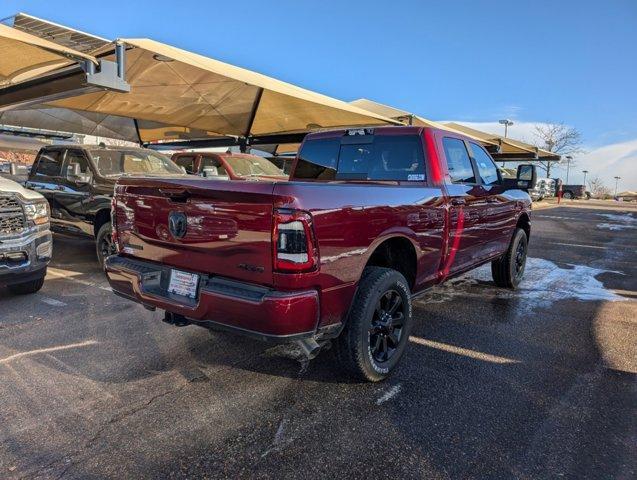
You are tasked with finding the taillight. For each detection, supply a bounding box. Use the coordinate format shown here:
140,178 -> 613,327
273,209 -> 319,273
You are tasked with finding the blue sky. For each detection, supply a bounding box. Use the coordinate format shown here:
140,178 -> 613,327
2,0 -> 637,188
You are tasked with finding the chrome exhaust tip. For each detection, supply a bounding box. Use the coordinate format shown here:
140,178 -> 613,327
296,337 -> 322,359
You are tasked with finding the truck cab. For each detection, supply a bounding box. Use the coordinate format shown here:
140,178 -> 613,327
0,176 -> 51,294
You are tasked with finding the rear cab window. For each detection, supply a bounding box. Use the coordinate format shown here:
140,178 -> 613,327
293,129 -> 426,182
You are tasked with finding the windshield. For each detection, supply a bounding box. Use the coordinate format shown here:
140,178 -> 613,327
91,149 -> 183,177
224,156 -> 283,177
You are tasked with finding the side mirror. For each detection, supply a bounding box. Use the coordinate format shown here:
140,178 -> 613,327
9,163 -> 18,175
74,173 -> 93,184
516,164 -> 537,190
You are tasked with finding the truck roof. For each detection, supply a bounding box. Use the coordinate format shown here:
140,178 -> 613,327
40,144 -> 149,152
303,125 -> 470,142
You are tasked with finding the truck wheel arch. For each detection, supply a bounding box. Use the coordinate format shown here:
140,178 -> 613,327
93,209 -> 111,238
516,212 -> 531,241
363,235 -> 417,291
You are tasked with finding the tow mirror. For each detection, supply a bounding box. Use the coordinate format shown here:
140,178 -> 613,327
516,164 -> 537,190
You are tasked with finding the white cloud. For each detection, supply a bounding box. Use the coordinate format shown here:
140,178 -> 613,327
446,121 -> 637,191
571,139 -> 637,192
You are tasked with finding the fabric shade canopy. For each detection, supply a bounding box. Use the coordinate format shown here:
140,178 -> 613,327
350,98 -> 500,148
444,122 -> 560,160
0,22 -> 97,87
0,106 -> 140,142
32,39 -> 398,142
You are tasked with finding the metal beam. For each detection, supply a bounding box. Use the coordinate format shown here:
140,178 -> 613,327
146,132 -> 308,151
0,47 -> 129,112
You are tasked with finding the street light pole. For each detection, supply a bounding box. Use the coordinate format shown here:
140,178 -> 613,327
582,170 -> 588,188
565,155 -> 573,184
498,119 -> 513,167
614,176 -> 621,196
498,119 -> 514,138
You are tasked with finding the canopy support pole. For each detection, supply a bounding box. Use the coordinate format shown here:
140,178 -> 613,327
244,88 -> 264,137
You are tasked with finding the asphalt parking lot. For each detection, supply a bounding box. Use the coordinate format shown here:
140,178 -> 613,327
1,202 -> 635,479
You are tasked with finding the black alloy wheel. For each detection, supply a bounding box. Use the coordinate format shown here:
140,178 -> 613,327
514,238 -> 527,280
369,290 -> 406,363
96,222 -> 115,269
335,266 -> 413,382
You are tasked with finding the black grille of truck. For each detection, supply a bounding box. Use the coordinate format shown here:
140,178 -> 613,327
0,195 -> 26,234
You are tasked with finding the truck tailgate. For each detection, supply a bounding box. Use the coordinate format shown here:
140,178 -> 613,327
113,177 -> 277,286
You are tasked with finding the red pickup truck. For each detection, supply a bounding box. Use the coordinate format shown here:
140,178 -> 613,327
105,126 -> 536,382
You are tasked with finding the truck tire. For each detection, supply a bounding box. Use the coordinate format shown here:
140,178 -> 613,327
96,222 -> 115,269
335,267 -> 413,382
491,228 -> 528,289
563,190 -> 573,199
8,275 -> 45,295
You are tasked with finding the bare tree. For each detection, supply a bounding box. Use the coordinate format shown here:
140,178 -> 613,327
588,176 -> 611,199
532,123 -> 583,178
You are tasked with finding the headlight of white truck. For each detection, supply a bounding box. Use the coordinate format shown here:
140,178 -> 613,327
23,201 -> 50,225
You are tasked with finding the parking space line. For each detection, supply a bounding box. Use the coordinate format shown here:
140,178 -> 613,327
40,297 -> 67,307
409,336 -> 519,364
552,242 -> 608,249
0,340 -> 99,365
47,267 -> 112,292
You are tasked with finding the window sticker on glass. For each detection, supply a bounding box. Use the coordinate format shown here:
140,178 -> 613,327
407,174 -> 425,181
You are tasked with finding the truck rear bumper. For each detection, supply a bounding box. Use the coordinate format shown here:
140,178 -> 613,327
105,255 -> 320,341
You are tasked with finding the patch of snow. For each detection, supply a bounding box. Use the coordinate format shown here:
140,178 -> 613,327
596,213 -> 637,231
597,223 -> 636,231
418,257 -> 624,315
596,213 -> 637,223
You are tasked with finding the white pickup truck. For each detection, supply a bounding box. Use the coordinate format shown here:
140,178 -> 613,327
0,176 -> 52,294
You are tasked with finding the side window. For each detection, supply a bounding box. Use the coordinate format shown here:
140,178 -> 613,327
442,138 -> 475,184
469,142 -> 500,186
63,150 -> 91,179
34,150 -> 63,177
174,155 -> 196,174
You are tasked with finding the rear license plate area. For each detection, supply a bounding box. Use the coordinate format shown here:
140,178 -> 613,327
167,269 -> 200,300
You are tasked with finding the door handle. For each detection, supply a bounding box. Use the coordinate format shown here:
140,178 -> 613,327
450,198 -> 466,206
